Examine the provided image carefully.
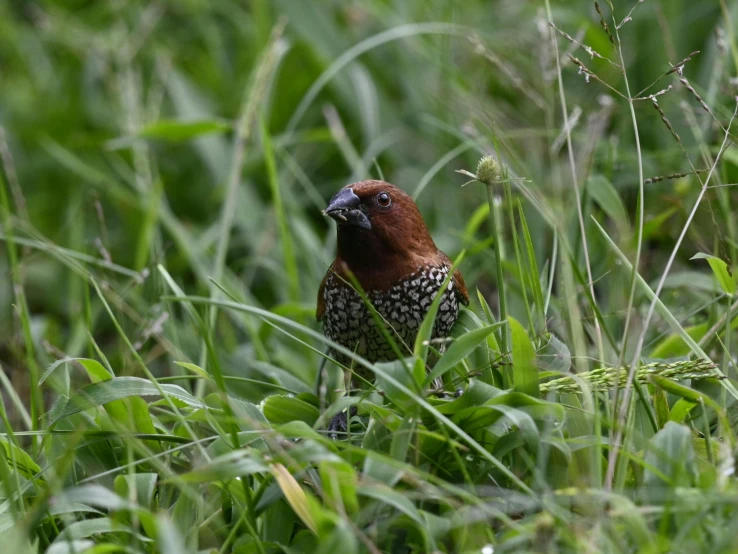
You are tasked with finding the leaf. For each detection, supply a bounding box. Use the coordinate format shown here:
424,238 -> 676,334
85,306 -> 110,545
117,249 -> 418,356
452,392 -> 564,432
262,395 -> 320,426
56,485 -> 133,511
0,437 -> 41,476
434,378 -> 504,415
649,323 -> 709,359
517,200 -> 545,321
358,484 -> 424,524
315,520 -> 358,554
319,460 -> 359,514
53,517 -> 138,543
272,463 -> 319,534
424,323 -> 504,385
39,357 -> 112,386
510,317 -> 539,397
178,450 -> 269,483
78,359 -> 114,383
587,175 -> 628,227
389,413 -> 416,463
644,422 -> 696,487
156,513 -> 195,554
642,207 -> 677,241
46,541 -> 96,554
690,252 -> 735,295
173,361 -> 213,382
373,359 -> 416,411
114,473 -> 157,510
536,333 -> 571,372
50,377 -> 207,425
669,399 -> 697,423
650,375 -> 735,450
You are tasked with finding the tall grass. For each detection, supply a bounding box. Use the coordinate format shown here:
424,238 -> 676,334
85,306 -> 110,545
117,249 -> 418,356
1,1 -> 738,552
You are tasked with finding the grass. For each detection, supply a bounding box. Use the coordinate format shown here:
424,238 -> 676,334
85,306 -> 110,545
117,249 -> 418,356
2,0 -> 738,552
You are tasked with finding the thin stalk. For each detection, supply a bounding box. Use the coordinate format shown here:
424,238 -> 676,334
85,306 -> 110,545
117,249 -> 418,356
603,0 -> 647,491
486,184 -> 508,361
505,180 -> 535,332
544,0 -> 604,367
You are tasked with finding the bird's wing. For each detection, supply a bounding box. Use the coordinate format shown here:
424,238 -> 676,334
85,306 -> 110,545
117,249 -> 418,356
453,268 -> 470,306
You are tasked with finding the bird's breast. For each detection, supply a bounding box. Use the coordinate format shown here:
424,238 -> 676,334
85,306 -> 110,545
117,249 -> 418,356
321,264 -> 460,363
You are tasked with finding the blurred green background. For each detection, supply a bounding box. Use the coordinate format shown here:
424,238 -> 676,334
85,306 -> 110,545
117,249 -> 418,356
3,1 -> 738,552
1,0 -> 737,405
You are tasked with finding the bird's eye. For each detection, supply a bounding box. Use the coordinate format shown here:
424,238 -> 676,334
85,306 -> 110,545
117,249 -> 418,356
376,192 -> 392,208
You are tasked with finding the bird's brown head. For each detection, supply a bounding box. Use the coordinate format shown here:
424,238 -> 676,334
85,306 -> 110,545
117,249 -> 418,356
323,180 -> 441,283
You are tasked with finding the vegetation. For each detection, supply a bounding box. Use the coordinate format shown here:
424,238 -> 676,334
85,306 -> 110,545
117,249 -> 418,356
2,0 -> 738,552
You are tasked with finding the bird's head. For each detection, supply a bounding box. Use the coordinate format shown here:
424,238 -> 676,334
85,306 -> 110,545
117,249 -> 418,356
323,180 -> 438,275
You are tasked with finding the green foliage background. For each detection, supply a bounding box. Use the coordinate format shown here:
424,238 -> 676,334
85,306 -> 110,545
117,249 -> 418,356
2,0 -> 738,552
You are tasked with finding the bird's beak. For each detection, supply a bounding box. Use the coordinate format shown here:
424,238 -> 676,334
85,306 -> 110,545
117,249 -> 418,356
323,187 -> 372,230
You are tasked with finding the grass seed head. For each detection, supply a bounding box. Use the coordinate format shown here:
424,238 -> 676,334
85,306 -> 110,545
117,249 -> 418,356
476,155 -> 502,186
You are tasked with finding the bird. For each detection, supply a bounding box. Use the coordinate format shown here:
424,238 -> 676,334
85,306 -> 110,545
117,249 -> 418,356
317,180 -> 469,436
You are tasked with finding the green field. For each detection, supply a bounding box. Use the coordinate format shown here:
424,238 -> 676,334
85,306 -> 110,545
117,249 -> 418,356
2,0 -> 738,552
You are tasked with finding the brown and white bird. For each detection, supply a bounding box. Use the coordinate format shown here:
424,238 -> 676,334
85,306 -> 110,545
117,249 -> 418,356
317,180 -> 469,400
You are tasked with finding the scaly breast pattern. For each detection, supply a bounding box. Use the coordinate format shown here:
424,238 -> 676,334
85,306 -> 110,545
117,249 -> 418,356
322,265 -> 460,366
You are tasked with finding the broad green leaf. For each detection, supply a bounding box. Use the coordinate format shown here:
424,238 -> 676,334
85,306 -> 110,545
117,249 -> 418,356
262,395 -> 319,426
644,422 -> 696,487
39,357 -> 112,386
78,359 -> 114,383
424,323 -> 504,385
53,517 -> 141,543
56,485 -> 134,511
669,399 -> 697,423
262,500 -> 297,546
434,379 -> 503,415
510,317 -> 539,397
650,375 -> 734,449
690,252 -> 735,295
0,437 -> 41,476
46,541 -> 96,554
373,359 -> 416,411
389,413 -> 416,463
452,308 -> 500,385
277,420 -> 326,442
50,377 -> 207,425
650,323 -> 708,358
452,392 -> 564,431
114,474 -> 157,511
179,450 -> 268,483
156,513 -> 195,554
315,520 -> 358,554
358,484 -> 424,524
319,461 -> 359,514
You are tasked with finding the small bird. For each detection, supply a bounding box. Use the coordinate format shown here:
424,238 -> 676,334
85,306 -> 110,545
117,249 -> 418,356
318,180 -> 468,434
